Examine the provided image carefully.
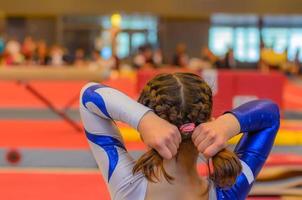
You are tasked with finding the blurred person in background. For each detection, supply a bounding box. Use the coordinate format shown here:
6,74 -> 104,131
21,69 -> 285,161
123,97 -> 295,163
90,49 -> 103,68
133,46 -> 146,69
282,49 -> 302,75
48,44 -> 65,66
89,49 -> 117,71
201,47 -> 218,66
22,36 -> 36,64
33,40 -> 49,65
188,47 -> 217,70
259,43 -> 287,72
172,43 -> 189,68
4,38 -> 24,65
217,48 -> 236,69
141,44 -> 156,69
258,42 -> 269,72
74,48 -> 87,67
153,48 -> 163,67
111,54 -> 120,71
294,49 -> 302,75
133,44 -> 155,69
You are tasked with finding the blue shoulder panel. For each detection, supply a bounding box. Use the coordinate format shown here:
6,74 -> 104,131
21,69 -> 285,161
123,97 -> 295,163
82,84 -> 112,119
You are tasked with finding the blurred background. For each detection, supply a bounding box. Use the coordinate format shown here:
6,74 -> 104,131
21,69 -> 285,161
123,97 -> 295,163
0,0 -> 302,199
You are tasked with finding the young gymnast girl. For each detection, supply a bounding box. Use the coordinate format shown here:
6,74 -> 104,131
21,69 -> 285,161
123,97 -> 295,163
80,72 -> 280,200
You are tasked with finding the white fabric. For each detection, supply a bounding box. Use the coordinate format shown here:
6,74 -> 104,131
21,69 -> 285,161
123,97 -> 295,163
240,159 -> 254,184
208,183 -> 217,200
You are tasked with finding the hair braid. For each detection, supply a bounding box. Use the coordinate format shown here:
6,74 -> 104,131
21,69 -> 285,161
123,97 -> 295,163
133,72 -> 242,188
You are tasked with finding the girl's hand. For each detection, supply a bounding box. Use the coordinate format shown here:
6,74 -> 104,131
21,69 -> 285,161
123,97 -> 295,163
191,114 -> 240,158
138,111 -> 181,159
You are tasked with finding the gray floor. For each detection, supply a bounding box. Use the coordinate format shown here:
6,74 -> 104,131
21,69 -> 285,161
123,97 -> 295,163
1,146 -> 301,169
0,108 -> 80,120
1,108 -> 302,120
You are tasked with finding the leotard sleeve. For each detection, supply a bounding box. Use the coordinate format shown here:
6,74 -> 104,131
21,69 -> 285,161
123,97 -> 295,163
79,83 -> 151,200
215,100 -> 280,200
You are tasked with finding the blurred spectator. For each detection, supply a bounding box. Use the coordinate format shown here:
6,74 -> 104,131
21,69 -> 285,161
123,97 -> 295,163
89,49 -> 118,71
4,38 -> 24,65
294,50 -> 302,74
74,48 -> 86,67
282,49 -> 302,75
48,45 -> 64,66
133,44 -> 155,69
111,54 -> 120,70
22,36 -> 36,64
62,49 -> 74,65
90,50 -> 103,67
33,40 -> 48,65
172,43 -> 189,67
153,48 -> 163,67
188,47 -> 217,70
133,46 -> 145,68
201,47 -> 218,65
217,48 -> 237,69
143,45 -> 154,65
259,44 -> 287,72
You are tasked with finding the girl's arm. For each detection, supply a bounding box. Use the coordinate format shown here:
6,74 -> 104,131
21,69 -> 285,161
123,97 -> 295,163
80,83 -> 151,199
80,83 -> 181,199
217,100 -> 280,200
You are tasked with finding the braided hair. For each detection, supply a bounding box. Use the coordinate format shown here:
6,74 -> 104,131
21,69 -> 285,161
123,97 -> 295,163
133,72 -> 241,188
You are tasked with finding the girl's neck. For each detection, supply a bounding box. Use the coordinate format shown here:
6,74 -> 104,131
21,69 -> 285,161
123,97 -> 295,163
163,140 -> 200,183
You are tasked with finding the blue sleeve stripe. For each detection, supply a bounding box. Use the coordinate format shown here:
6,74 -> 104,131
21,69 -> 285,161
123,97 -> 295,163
85,130 -> 126,181
82,84 -> 112,119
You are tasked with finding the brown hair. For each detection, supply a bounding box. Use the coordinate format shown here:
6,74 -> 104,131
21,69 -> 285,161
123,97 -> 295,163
133,72 -> 242,188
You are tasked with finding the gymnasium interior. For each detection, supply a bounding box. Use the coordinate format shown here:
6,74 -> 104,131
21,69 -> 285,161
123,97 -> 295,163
0,0 -> 302,199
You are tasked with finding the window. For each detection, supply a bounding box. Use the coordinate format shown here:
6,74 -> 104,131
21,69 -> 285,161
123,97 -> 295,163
288,29 -> 302,61
234,27 -> 260,62
209,27 -> 233,56
262,28 -> 288,53
209,27 -> 259,62
262,28 -> 302,61
131,32 -> 146,51
117,32 -> 130,58
210,14 -> 302,62
101,14 -> 158,59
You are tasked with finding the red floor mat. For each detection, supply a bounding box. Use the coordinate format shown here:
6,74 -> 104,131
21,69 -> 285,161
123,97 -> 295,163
0,120 -> 88,149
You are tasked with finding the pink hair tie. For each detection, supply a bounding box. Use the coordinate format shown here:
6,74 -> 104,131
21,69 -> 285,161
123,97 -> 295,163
179,123 -> 196,135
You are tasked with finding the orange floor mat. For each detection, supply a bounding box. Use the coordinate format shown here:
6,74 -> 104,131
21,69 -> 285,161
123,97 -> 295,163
0,120 -> 145,150
0,171 -> 109,200
0,78 -> 137,109
0,170 -> 281,200
284,80 -> 302,111
0,120 -> 88,149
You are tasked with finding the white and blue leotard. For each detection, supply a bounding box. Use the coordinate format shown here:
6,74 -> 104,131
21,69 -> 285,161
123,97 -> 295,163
79,83 -> 280,200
